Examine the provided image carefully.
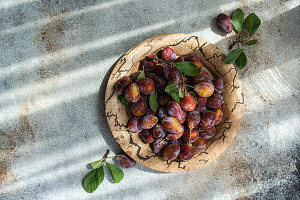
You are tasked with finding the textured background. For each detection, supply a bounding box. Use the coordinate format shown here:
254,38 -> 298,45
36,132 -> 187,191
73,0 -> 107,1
0,0 -> 299,199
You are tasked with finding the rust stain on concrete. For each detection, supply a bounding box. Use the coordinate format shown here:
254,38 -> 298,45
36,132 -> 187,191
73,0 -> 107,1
40,16 -> 66,53
0,105 -> 36,185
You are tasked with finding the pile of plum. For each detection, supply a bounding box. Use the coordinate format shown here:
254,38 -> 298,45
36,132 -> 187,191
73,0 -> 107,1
115,46 -> 224,162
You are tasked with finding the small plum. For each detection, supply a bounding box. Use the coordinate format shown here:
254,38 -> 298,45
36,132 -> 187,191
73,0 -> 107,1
162,117 -> 184,134
163,143 -> 180,161
200,126 -> 216,139
162,46 -> 176,61
131,96 -> 147,116
139,129 -> 155,143
217,13 -> 233,34
179,144 -> 194,162
135,77 -> 155,95
199,111 -> 215,130
153,124 -> 166,138
213,107 -> 223,125
194,82 -> 215,98
180,93 -> 196,112
125,83 -> 140,102
115,76 -> 132,95
140,115 -> 158,129
193,137 -> 207,151
128,117 -> 142,133
116,154 -> 136,168
152,138 -> 168,154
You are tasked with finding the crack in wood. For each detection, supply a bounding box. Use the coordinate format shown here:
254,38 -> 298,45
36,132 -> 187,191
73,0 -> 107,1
116,55 -> 136,79
199,159 -> 209,163
198,42 -> 223,77
178,161 -> 187,170
115,135 -> 125,142
222,67 -> 236,78
207,52 -> 224,61
228,68 -> 240,93
105,87 -> 116,105
112,57 -> 126,79
105,111 -> 127,129
169,35 -> 199,49
127,131 -> 156,161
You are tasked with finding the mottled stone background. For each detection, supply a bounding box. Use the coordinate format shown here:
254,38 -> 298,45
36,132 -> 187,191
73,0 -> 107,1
0,0 -> 299,199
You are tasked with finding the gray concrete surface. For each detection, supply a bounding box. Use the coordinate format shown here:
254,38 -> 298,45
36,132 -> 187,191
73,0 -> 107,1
0,0 -> 299,199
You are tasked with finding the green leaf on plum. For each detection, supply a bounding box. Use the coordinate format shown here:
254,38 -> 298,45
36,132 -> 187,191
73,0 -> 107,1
245,13 -> 261,37
189,91 -> 198,104
137,70 -> 145,79
170,92 -> 181,104
106,162 -> 124,183
179,86 -> 184,98
149,90 -> 159,112
225,49 -> 243,64
119,94 -> 129,105
165,84 -> 179,93
174,61 -> 200,76
231,8 -> 244,33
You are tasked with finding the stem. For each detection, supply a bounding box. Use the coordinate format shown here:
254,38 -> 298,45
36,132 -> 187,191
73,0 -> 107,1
119,127 -> 129,131
145,56 -> 172,65
188,129 -> 192,144
181,73 -> 187,94
159,138 -> 165,145
229,40 -> 243,50
185,84 -> 194,88
102,149 -> 110,163
106,156 -> 116,158
215,89 -> 221,94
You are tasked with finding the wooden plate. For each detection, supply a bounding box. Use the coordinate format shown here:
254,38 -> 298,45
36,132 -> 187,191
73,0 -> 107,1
105,33 -> 244,172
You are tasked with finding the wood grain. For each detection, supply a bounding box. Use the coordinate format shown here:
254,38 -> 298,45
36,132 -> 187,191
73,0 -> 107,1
105,33 -> 244,172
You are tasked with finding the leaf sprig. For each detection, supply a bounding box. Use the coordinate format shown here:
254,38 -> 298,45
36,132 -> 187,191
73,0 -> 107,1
83,150 -> 124,193
146,56 -> 201,103
225,8 -> 261,69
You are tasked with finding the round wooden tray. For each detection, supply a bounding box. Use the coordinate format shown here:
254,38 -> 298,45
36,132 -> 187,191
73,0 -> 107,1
105,33 -> 244,172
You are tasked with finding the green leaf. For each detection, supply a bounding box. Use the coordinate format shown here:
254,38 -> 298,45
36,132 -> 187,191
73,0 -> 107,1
235,52 -> 247,70
189,91 -> 198,104
231,8 -> 244,33
137,71 -> 145,79
84,166 -> 105,193
174,61 -> 200,76
118,94 -> 129,105
106,162 -> 124,183
91,160 -> 103,169
179,86 -> 184,98
170,92 -> 181,104
225,49 -> 243,64
149,90 -> 159,112
245,13 -> 261,37
244,39 -> 257,46
165,84 -> 179,93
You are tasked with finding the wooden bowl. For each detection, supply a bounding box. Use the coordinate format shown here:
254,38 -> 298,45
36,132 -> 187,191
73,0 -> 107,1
105,33 -> 244,172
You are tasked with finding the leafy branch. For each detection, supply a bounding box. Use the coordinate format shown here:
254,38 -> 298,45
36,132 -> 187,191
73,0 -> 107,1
225,9 -> 261,69
83,150 -> 124,193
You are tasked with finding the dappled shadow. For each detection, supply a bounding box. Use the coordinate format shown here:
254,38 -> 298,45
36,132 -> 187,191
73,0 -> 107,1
96,57 -> 123,154
1,0 -> 299,199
